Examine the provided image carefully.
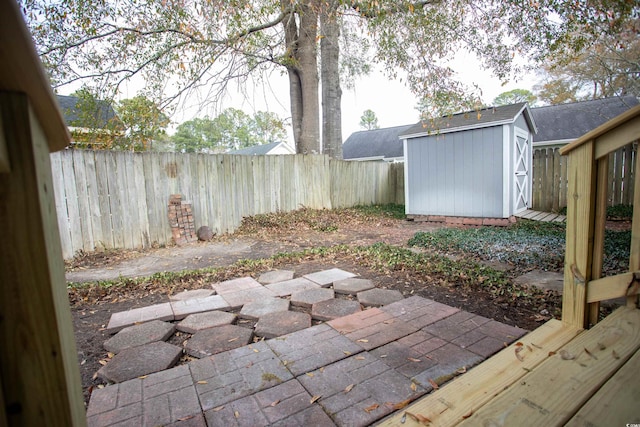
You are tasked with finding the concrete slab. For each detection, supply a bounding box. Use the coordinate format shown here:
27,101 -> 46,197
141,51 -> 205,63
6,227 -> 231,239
258,270 -> 295,285
297,351 -> 426,427
333,278 -> 375,295
357,288 -> 404,307
311,299 -> 362,321
513,269 -> 564,293
265,324 -> 363,376
170,295 -> 231,320
169,289 -> 215,301
97,341 -> 183,383
239,298 -> 290,320
254,311 -> 312,339
104,320 -> 175,354
190,341 -> 293,411
221,286 -> 278,310
303,268 -> 356,287
106,303 -> 174,334
213,276 -> 263,295
265,277 -> 320,297
176,311 -> 237,334
290,288 -> 335,308
185,325 -> 253,358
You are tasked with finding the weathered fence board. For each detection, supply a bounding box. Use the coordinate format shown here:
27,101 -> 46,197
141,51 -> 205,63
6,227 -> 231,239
51,151 -> 404,258
532,143 -> 636,212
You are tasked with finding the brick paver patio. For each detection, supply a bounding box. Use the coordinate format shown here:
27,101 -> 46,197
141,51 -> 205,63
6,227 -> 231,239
87,270 -> 527,427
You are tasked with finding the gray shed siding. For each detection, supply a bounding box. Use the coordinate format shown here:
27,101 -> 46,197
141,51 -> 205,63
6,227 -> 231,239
406,125 -> 504,217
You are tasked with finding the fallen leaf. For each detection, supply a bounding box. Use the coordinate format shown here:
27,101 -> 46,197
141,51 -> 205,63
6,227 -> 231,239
270,400 -> 280,407
355,356 -> 365,360
138,375 -> 148,379
343,351 -> 352,356
310,395 -> 322,404
282,360 -> 288,366
584,347 -> 597,360
357,339 -> 369,343
531,343 -> 542,349
462,411 -> 473,419
383,320 -> 395,324
548,351 -> 556,357
456,366 -> 467,374
405,411 -> 431,424
228,337 -> 239,342
388,399 -> 411,410
411,382 -> 418,391
107,352 -> 115,358
197,380 -> 208,384
234,411 -> 240,419
246,362 -> 253,368
97,384 -> 104,389
380,354 -> 387,358
559,349 -> 575,360
212,406 -> 225,412
177,415 -> 194,421
98,359 -> 108,366
612,350 -> 620,359
515,346 -> 524,362
92,372 -> 98,380
515,342 -> 524,347
319,367 -> 325,373
253,349 -> 259,353
344,384 -> 355,393
306,372 -> 314,378
408,357 -> 421,363
526,345 -> 533,352
364,403 -> 379,413
428,378 -> 439,389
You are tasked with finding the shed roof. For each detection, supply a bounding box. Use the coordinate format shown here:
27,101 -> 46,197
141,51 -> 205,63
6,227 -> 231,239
531,96 -> 639,143
400,102 -> 536,138
56,94 -> 120,128
342,124 -> 413,160
227,141 -> 294,155
0,1 -> 70,151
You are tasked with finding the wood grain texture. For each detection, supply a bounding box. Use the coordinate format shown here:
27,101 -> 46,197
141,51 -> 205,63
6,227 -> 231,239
459,306 -> 640,427
0,93 -> 85,426
378,319 -> 582,427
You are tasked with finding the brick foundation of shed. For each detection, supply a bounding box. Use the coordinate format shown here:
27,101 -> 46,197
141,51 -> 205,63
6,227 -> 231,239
406,215 -> 517,227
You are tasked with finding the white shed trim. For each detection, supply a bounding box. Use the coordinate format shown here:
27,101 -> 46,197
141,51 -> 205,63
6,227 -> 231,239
403,138 -> 410,212
502,125 -> 511,218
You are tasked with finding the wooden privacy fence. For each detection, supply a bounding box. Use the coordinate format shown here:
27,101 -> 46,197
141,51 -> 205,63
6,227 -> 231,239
51,150 -> 404,259
532,143 -> 637,212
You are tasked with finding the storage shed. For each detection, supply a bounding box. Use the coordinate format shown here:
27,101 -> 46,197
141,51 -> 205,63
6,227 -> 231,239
400,103 -> 537,221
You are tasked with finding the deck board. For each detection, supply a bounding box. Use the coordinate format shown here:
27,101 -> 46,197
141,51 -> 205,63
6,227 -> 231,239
565,347 -> 640,426
458,307 -> 640,426
376,319 -> 582,427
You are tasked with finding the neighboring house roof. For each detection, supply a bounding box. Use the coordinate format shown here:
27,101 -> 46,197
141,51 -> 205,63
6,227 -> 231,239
400,102 -> 537,138
227,141 -> 295,155
531,96 -> 639,145
56,94 -> 119,128
342,124 -> 414,161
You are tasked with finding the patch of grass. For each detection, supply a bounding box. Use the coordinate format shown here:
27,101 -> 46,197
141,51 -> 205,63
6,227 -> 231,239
558,204 -> 633,220
408,219 -> 630,275
352,203 -> 406,219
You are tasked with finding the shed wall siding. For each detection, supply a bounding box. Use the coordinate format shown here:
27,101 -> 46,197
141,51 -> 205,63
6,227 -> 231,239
406,126 -> 504,217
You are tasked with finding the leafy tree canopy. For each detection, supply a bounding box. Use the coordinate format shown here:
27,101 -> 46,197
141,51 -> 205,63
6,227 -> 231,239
172,109 -> 287,153
359,109 -> 379,130
492,89 -> 537,107
117,95 -> 170,151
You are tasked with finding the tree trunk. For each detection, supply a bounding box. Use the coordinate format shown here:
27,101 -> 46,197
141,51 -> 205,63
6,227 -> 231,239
320,0 -> 343,159
282,1 -> 320,155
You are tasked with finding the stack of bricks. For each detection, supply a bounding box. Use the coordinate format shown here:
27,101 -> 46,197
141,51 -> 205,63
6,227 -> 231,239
168,194 -> 197,245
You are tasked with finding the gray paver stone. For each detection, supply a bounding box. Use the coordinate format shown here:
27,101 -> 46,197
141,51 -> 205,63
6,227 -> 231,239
254,311 -> 311,339
97,341 -> 182,383
171,295 -> 231,320
333,278 -> 375,295
169,289 -> 215,301
104,320 -> 175,354
221,286 -> 278,310
265,277 -> 320,297
514,269 -> 564,293
106,303 -> 174,334
290,288 -> 335,308
357,288 -> 404,307
185,324 -> 253,358
303,268 -> 356,287
311,299 -> 362,321
239,297 -> 290,320
258,270 -> 295,285
176,311 -> 237,334
213,276 -> 262,295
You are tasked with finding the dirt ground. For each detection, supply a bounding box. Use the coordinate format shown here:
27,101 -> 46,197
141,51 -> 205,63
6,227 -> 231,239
69,212 -> 564,406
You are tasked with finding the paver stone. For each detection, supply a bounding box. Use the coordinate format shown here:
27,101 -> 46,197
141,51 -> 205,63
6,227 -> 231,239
185,324 -> 253,358
333,278 -> 375,295
265,277 -> 319,297
97,341 -> 182,383
239,298 -> 290,320
213,277 -> 262,295
357,288 -> 404,307
254,311 -> 311,339
290,288 -> 334,308
311,299 -> 361,321
104,320 -> 175,354
106,303 -> 174,334
169,289 -> 215,301
303,268 -> 356,287
171,295 -> 230,320
176,311 -> 237,334
258,270 -> 295,285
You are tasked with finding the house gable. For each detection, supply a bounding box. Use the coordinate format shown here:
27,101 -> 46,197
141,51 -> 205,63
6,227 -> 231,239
342,124 -> 413,161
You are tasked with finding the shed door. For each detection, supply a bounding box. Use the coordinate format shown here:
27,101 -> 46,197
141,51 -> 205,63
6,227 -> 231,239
514,128 -> 530,213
